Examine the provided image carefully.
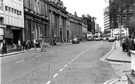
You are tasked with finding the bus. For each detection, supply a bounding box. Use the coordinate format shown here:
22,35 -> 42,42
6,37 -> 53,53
86,32 -> 94,41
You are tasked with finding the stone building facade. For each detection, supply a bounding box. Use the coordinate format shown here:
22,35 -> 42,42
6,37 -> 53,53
23,0 -> 49,41
48,0 -> 68,43
68,13 -> 82,39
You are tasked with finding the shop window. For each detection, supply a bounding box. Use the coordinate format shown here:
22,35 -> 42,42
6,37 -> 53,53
6,27 -> 12,34
0,18 -> 3,25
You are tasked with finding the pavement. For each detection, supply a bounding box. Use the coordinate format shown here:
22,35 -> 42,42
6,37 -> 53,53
105,41 -> 132,84
0,42 -> 71,57
106,41 -> 131,63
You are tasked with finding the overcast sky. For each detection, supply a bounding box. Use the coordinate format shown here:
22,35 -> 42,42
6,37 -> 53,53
62,0 -> 109,31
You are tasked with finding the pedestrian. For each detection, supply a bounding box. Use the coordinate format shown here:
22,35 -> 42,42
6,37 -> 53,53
22,41 -> 26,50
122,37 -> 126,51
127,36 -> 133,56
26,40 -> 30,50
40,40 -> 46,52
125,36 -> 129,52
134,37 -> 135,50
33,39 -> 37,51
1,39 -> 7,55
18,39 -> 21,51
131,37 -> 135,50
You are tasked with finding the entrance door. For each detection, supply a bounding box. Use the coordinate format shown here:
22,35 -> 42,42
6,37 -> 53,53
67,30 -> 69,42
12,29 -> 22,44
60,30 -> 62,43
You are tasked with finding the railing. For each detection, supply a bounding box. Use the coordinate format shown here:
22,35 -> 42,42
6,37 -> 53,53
130,51 -> 135,75
126,51 -> 135,84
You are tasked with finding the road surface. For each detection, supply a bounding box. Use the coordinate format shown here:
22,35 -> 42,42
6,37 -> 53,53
1,41 -> 120,84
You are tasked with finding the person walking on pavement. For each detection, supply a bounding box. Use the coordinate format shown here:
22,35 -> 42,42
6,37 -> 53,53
133,37 -> 135,50
125,36 -> 129,52
26,40 -> 30,50
18,39 -> 21,51
22,41 -> 26,51
40,39 -> 46,52
122,37 -> 126,51
33,39 -> 37,51
127,36 -> 133,56
1,39 -> 7,55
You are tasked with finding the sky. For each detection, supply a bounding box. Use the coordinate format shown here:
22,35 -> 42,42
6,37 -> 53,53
62,0 -> 109,31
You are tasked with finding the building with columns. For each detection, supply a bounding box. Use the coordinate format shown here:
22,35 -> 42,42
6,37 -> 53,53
68,13 -> 82,39
23,0 -> 49,41
48,0 -> 68,43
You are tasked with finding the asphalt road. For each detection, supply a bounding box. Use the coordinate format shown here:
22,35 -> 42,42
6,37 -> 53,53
1,41 -> 117,84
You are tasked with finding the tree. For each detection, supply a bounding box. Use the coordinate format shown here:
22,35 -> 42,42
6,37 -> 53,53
109,0 -> 135,28
127,17 -> 135,37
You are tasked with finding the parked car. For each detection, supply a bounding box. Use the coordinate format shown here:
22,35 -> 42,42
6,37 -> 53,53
102,37 -> 107,41
94,37 -> 102,41
108,37 -> 115,42
72,37 -> 80,44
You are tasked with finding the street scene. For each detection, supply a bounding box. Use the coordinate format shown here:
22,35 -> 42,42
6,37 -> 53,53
0,0 -> 135,84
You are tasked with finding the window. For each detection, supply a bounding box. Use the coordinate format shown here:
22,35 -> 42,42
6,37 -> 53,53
5,6 -> 8,11
20,11 -> 22,15
9,7 -> 11,12
0,0 -> 3,11
6,27 -> 12,34
12,8 -> 14,13
14,9 -> 16,14
17,10 -> 19,15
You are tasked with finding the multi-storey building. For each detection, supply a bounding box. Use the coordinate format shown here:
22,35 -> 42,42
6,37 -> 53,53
2,0 -> 24,46
48,0 -> 68,43
0,0 -> 5,41
95,23 -> 100,33
104,7 -> 110,30
82,15 -> 96,34
24,0 -> 49,41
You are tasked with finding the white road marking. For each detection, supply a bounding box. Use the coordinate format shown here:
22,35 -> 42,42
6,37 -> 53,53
53,73 -> 58,78
74,57 -> 77,59
71,59 -> 74,62
103,42 -> 109,47
64,64 -> 68,67
100,41 -> 115,61
44,42 -> 102,83
46,81 -> 51,84
16,60 -> 24,63
103,78 -> 118,84
68,61 -> 71,64
50,51 -> 53,53
59,68 -> 63,72
36,55 -> 41,57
